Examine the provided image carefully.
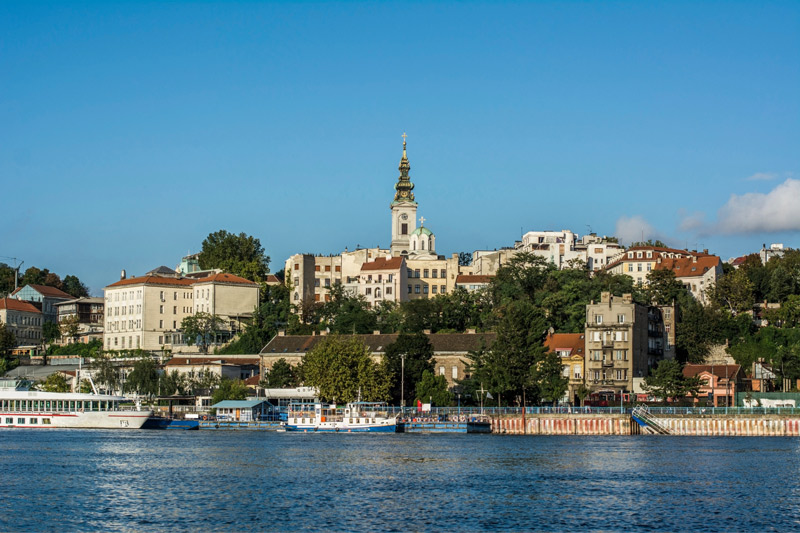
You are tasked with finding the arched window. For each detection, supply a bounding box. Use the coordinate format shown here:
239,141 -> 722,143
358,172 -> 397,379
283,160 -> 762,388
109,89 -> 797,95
293,293 -> 299,301
412,240 -> 416,250
421,240 -> 425,250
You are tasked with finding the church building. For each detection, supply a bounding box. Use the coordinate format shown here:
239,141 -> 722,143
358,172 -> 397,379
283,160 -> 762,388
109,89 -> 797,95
285,135 -> 470,311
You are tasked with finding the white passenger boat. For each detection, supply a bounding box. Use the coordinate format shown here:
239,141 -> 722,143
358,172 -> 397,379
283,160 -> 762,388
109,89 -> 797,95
0,379 -> 152,429
286,401 -> 398,433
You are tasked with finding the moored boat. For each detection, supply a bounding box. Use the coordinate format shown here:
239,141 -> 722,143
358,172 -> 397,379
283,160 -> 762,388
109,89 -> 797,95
0,379 -> 152,429
286,401 -> 398,433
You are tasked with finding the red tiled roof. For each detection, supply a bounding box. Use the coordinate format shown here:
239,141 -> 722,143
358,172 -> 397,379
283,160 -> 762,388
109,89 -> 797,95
106,275 -> 197,288
730,256 -> 747,267
265,275 -> 281,284
456,275 -> 493,284
655,256 -> 720,278
683,364 -> 741,380
193,273 -> 257,285
605,246 -> 712,271
244,375 -> 261,386
19,284 -> 74,299
361,257 -> 404,271
0,297 -> 41,314
544,333 -> 585,356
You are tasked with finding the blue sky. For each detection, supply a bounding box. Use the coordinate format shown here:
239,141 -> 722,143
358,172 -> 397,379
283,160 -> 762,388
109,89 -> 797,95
1,2 -> 798,295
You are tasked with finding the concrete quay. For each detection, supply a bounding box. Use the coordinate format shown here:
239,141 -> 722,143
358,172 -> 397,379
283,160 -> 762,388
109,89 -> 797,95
490,414 -> 800,436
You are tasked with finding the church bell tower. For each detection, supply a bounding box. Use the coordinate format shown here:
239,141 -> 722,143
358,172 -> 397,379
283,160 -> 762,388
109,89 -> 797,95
390,133 -> 418,256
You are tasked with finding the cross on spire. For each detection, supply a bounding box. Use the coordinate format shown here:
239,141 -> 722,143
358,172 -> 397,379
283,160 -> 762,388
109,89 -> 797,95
402,132 -> 407,143
419,216 -> 425,226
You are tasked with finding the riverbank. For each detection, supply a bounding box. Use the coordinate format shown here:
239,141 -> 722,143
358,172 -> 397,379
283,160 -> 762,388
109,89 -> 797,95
490,413 -> 800,436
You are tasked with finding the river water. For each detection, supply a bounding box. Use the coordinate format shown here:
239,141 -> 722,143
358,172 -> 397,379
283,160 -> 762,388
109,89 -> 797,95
1,430 -> 798,532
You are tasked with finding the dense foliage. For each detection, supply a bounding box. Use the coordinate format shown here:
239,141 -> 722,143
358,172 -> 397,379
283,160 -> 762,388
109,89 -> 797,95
0,263 -> 89,297
198,230 -> 270,282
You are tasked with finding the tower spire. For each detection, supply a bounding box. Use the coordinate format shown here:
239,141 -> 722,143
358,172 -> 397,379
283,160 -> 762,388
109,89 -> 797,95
393,132 -> 415,204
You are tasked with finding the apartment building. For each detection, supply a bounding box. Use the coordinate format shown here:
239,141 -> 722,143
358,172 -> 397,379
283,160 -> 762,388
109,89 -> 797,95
54,297 -> 105,344
0,297 -> 43,348
103,271 -> 258,353
584,292 -> 671,395
358,256 -> 406,306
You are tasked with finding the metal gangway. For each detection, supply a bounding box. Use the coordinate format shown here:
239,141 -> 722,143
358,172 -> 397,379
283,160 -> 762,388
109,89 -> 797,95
631,405 -> 671,435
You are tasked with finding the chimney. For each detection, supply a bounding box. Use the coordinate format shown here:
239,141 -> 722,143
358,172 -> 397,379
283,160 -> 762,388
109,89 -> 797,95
703,249 -> 708,255
277,330 -> 285,337
121,269 -> 127,281
423,329 -> 431,335
466,328 -> 476,334
319,330 -> 328,336
373,330 -> 381,335
693,256 -> 697,263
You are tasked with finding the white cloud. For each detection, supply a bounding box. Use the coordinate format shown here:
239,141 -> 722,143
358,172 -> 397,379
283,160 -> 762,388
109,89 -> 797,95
745,172 -> 777,181
715,178 -> 800,234
677,209 -> 706,233
615,215 -> 659,245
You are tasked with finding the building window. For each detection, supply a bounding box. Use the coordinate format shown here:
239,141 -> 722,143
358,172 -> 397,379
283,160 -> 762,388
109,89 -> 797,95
440,269 -> 446,278
325,265 -> 331,272
314,279 -> 320,287
432,270 -> 438,278
386,287 -> 392,295
159,305 -> 164,314
423,269 -> 429,278
408,285 -> 412,294
294,264 -> 299,270
315,265 -> 320,272
365,288 -> 372,295
592,350 -> 602,360
614,350 -> 626,360
637,263 -> 643,272
617,314 -> 625,324
174,306 -> 177,314
335,266 -> 341,272
423,285 -> 429,294
401,223 -> 408,235
432,286 -> 437,294
595,315 -> 603,324
325,279 -> 330,287
415,285 -> 420,294
439,366 -> 445,376
573,365 -> 581,379
159,320 -> 163,328
414,269 -> 420,278
388,274 -> 393,282
440,285 -> 446,294
452,366 -> 458,380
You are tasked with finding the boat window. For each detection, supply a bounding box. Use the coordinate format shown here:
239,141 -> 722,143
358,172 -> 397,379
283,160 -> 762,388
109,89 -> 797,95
30,418 -> 38,424
43,418 -> 51,425
69,401 -> 75,411
17,418 -> 25,424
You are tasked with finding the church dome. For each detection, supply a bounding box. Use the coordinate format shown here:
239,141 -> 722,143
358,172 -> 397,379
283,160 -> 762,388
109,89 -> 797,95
411,226 -> 433,237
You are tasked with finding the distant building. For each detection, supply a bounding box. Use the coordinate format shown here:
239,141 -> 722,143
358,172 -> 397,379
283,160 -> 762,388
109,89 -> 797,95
544,332 -> 585,403
103,271 -> 258,353
260,331 -> 497,389
584,292 -> 672,396
683,364 -> 743,407
359,256 -> 406,306
54,297 -> 105,345
455,275 -> 493,292
760,243 -> 786,264
11,284 -> 74,323
0,297 -> 43,350
606,246 -> 722,304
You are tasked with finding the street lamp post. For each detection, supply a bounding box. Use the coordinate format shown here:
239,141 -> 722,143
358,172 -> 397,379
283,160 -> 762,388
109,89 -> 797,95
400,353 -> 405,411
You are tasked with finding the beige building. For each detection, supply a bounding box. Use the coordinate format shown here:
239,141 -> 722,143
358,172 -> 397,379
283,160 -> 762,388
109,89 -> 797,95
54,297 -> 105,345
260,331 -> 496,389
584,292 -> 671,395
104,271 -> 258,353
544,332 -> 585,403
358,256 -> 406,306
0,297 -> 43,348
606,246 -> 722,303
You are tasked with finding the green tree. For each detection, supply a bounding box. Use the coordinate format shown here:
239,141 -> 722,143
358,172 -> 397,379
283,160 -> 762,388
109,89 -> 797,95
645,269 -> 687,306
160,370 -> 189,396
198,230 -> 270,282
39,372 -> 70,392
42,322 -> 61,344
318,284 -> 377,334
92,354 -> 120,393
59,315 -> 81,344
471,300 -> 549,406
458,252 -> 473,266
190,369 -> 220,395
642,359 -> 702,403
211,377 -> 249,404
384,332 -> 434,406
181,312 -> 223,354
300,335 -> 391,403
415,370 -> 453,406
125,357 -> 161,397
709,268 -> 755,314
62,275 -> 90,298
575,384 -> 590,407
260,358 -> 298,388
533,350 -> 569,405
0,323 -> 16,357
